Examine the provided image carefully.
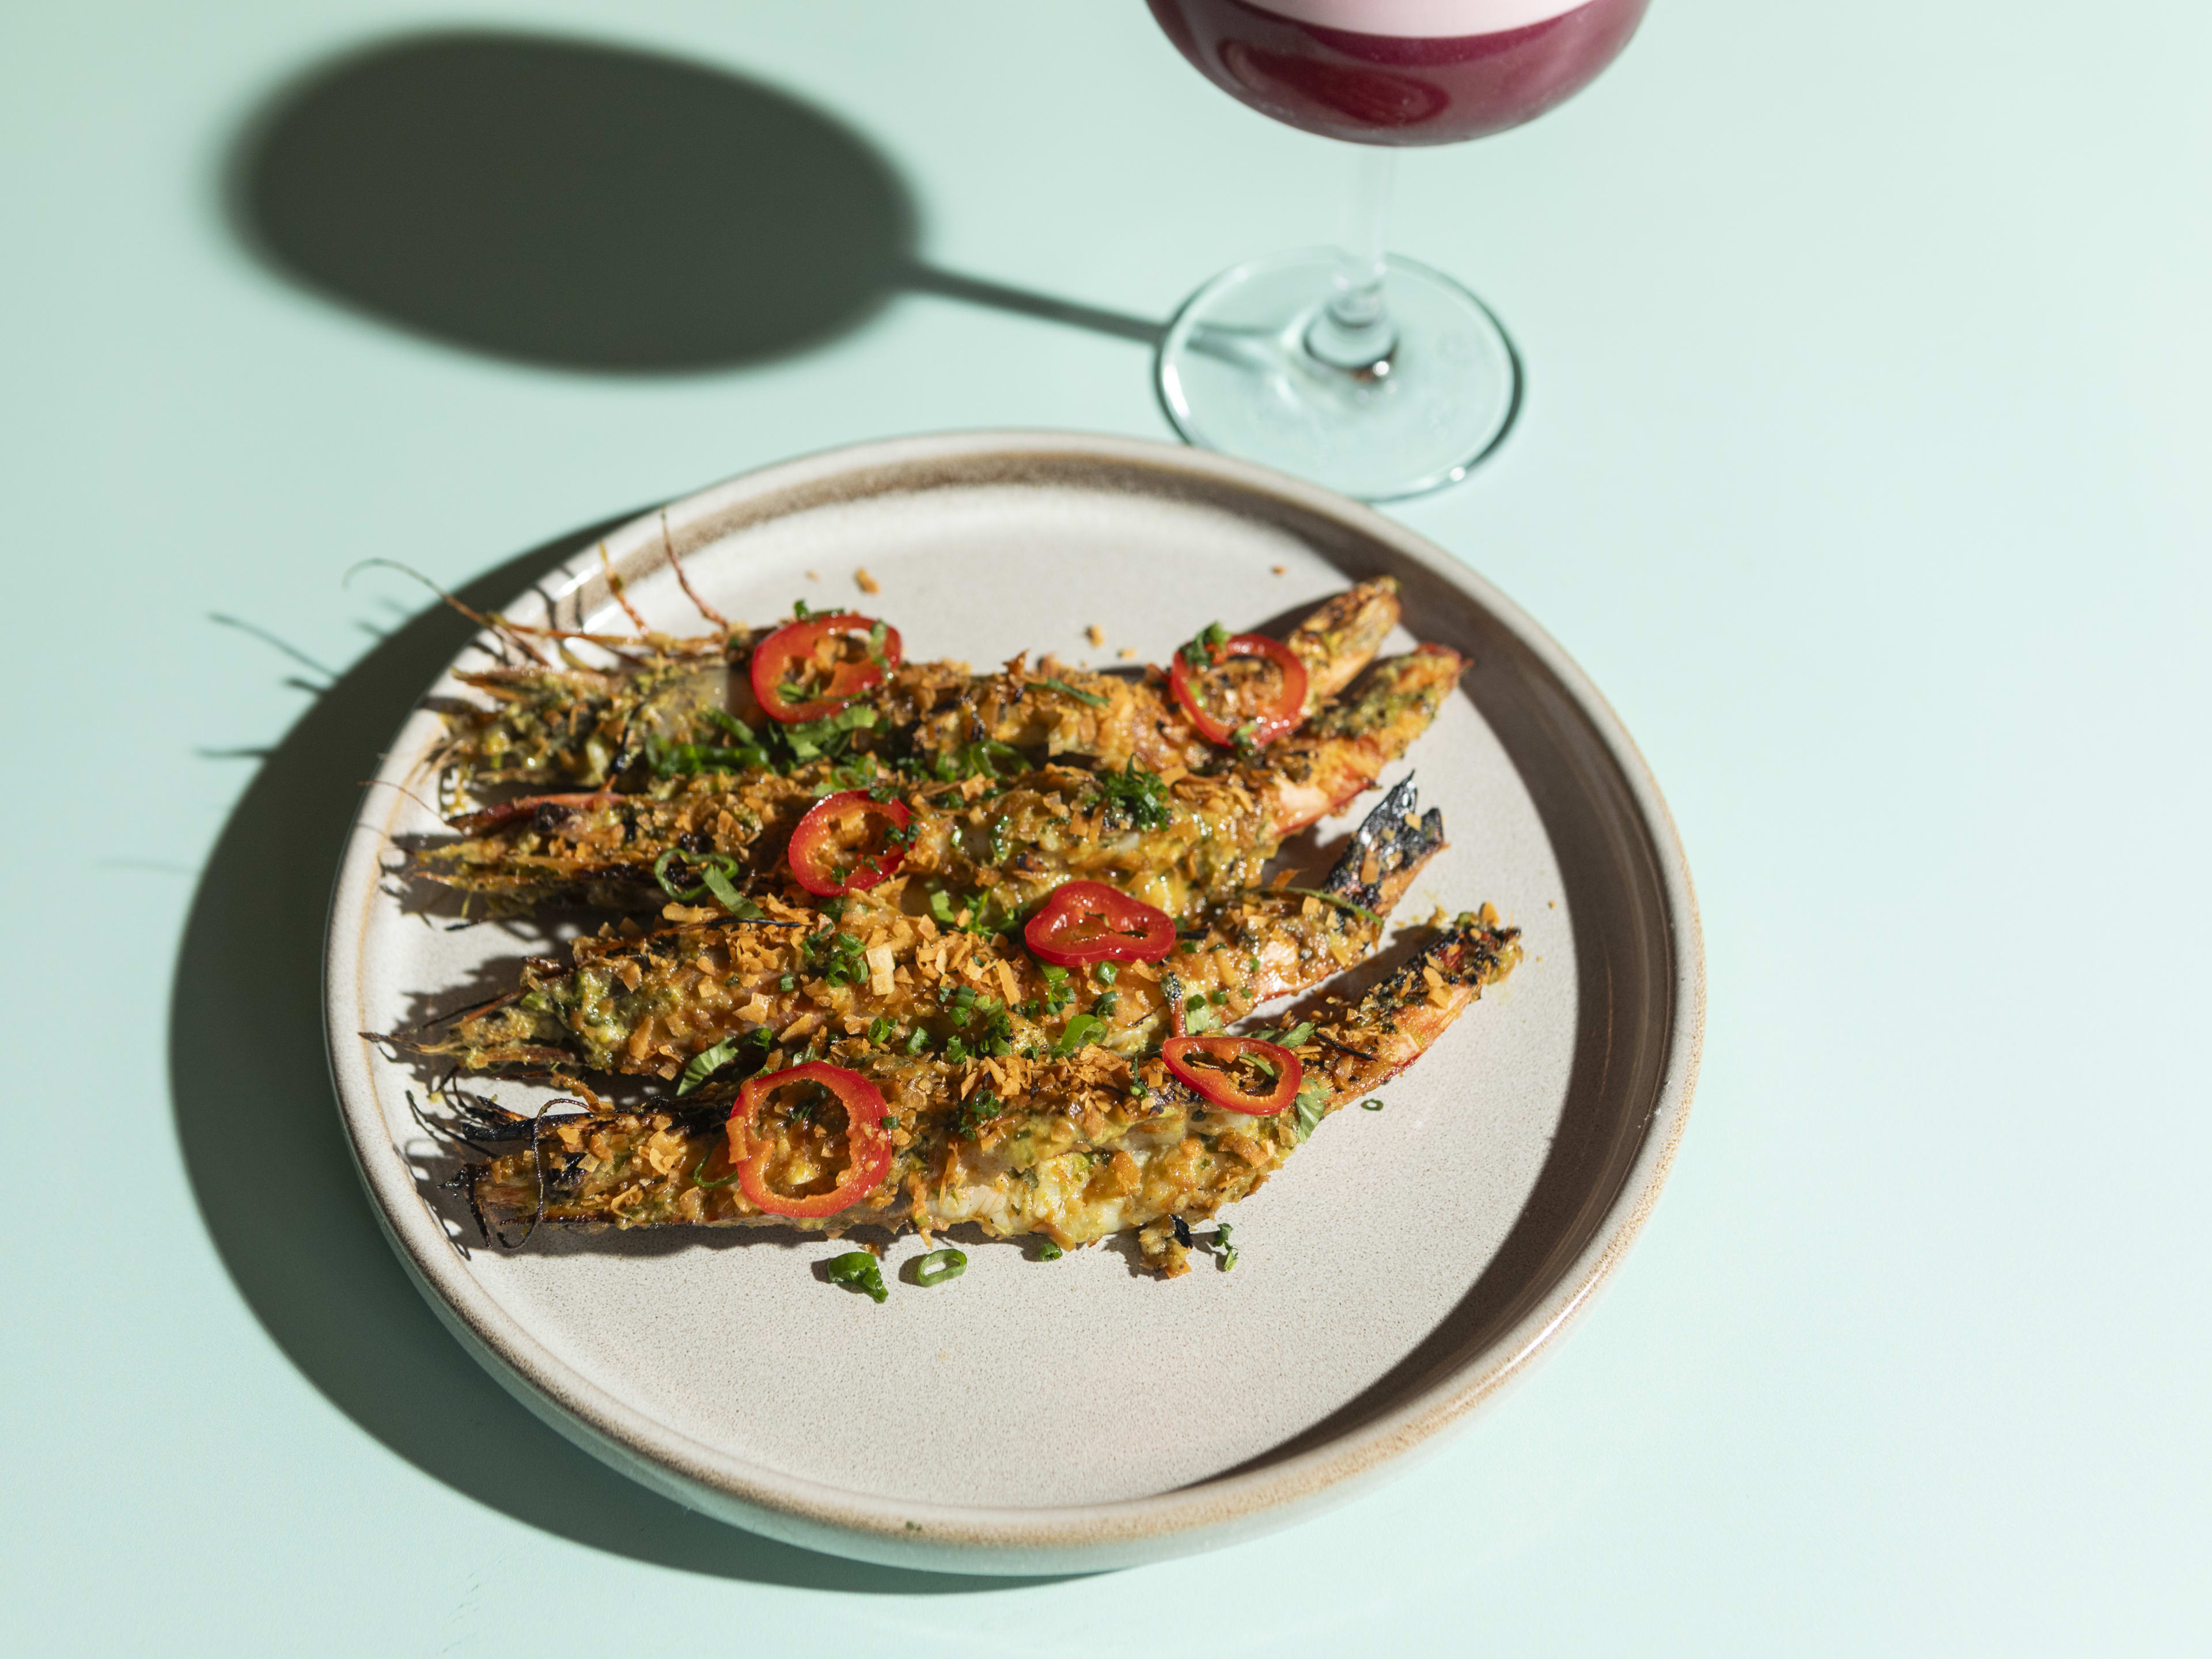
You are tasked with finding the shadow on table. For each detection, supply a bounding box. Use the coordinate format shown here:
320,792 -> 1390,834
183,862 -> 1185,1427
168,520 -> 1067,1591
225,29 -> 1163,373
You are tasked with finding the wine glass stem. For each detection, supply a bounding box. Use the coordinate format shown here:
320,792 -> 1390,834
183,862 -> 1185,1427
1308,148 -> 1399,372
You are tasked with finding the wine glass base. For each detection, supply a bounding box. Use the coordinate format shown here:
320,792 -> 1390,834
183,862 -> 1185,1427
1155,250 -> 1521,502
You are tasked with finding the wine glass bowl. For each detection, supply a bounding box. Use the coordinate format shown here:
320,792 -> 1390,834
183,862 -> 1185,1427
1147,0 -> 1650,146
1147,0 -> 1650,499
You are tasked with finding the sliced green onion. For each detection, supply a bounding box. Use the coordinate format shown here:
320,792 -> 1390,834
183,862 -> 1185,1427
825,1251 -> 887,1304
1361,1098 -> 1387,1112
699,862 -> 748,912
652,847 -> 691,900
912,1247 -> 968,1287
1036,1239 -> 1064,1261
1039,676 -> 1108,709
676,1033 -> 750,1097
1054,1013 -> 1106,1055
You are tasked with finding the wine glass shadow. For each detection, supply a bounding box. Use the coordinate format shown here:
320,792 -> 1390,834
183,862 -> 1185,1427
225,29 -> 1161,372
167,522 -> 1074,1590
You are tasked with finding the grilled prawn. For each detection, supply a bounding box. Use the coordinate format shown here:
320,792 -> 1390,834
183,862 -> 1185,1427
453,910 -> 1520,1274
407,647 -> 1464,915
418,781 -> 1449,1081
431,579 -> 1404,798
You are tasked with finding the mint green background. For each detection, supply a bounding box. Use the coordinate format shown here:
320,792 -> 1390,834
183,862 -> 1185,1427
6,2 -> 2207,1652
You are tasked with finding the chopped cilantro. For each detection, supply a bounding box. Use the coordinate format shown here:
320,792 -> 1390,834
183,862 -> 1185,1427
1093,758 -> 1171,832
675,1032 -> 756,1097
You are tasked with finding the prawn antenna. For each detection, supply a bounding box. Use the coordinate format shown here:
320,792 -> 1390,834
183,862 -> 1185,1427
345,558 -> 551,667
661,512 -> 731,633
596,542 -> 652,634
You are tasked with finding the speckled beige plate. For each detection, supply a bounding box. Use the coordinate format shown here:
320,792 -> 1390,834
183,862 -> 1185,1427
325,431 -> 1702,1575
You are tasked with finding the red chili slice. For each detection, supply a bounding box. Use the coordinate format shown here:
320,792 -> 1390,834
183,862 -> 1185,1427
727,1062 -> 892,1218
785,790 -> 910,896
1168,630 -> 1308,749
1160,1035 -> 1302,1116
748,613 -> 902,723
1022,880 -> 1176,966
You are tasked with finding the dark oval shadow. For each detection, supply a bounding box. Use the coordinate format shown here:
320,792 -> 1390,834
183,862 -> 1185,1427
229,31 -> 916,372
169,521 -> 1066,1588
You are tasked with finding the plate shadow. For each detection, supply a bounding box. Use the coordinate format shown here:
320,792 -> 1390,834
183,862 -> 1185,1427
168,517 -> 1067,1589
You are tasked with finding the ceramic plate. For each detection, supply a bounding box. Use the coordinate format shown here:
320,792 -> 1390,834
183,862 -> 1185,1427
324,431 -> 1702,1574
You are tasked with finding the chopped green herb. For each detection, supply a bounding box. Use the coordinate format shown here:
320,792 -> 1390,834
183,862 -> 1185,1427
1094,758 -> 1172,832
782,703 -> 877,763
1036,1239 -> 1065,1261
956,1089 -> 1007,1138
825,1251 -> 887,1304
912,1247 -> 968,1287
653,847 -> 755,911
699,862 -> 748,913
676,1033 -> 752,1097
1210,1222 -> 1237,1271
1291,1080 -> 1330,1141
1054,1013 -> 1107,1055
1179,620 -> 1232,668
1184,1003 -> 1218,1035
1039,675 -> 1108,709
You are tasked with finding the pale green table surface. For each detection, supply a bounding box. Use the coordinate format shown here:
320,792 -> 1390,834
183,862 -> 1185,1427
6,2 -> 2207,1652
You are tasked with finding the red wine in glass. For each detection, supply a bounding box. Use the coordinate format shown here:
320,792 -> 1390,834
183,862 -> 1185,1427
1147,0 -> 1650,497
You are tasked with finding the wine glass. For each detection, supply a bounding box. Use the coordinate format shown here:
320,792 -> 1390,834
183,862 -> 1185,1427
1147,0 -> 1649,499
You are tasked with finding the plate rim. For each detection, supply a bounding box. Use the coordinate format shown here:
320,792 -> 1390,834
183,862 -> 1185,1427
323,429 -> 1704,1573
